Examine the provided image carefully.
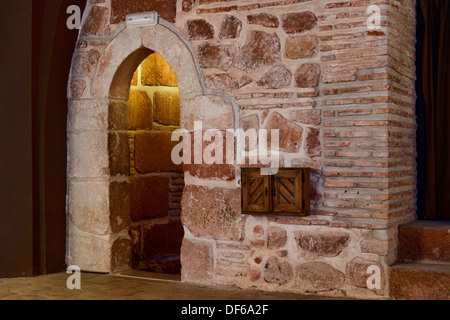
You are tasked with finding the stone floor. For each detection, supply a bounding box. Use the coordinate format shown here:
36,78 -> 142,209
0,270 -> 351,300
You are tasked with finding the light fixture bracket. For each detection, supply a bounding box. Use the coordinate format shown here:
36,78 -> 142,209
126,11 -> 159,27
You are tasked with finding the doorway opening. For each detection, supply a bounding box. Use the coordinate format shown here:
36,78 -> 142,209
127,52 -> 185,275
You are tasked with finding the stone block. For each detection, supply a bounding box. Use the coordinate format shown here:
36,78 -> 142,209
285,36 -> 318,59
234,31 -> 281,72
295,63 -> 320,88
141,53 -> 178,87
390,263 -> 450,300
110,182 -> 131,233
67,132 -> 109,179
70,80 -> 87,98
240,114 -> 259,131
266,112 -> 303,153
257,66 -> 292,89
346,257 -> 385,294
398,220 -> 450,262
66,232 -> 112,273
183,131 -> 236,181
82,6 -> 109,35
267,227 -> 287,249
296,262 -> 345,292
206,73 -> 239,92
247,13 -> 279,28
71,49 -> 100,78
305,127 -> 321,157
134,131 -> 183,173
143,220 -> 184,257
295,231 -> 349,256
127,90 -> 153,130
182,0 -> 194,12
109,99 -> 128,131
180,95 -> 234,131
181,239 -> 213,282
290,109 -> 321,126
281,12 -> 317,34
197,43 -> 236,71
108,132 -> 130,176
130,175 -> 170,221
111,238 -> 131,273
219,15 -> 242,40
361,239 -> 390,255
68,99 -> 109,132
68,180 -> 110,235
263,256 -> 293,285
153,90 -> 180,126
181,186 -> 244,241
187,19 -> 215,40
130,224 -> 142,269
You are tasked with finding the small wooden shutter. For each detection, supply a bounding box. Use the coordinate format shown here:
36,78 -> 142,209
241,168 -> 310,216
242,169 -> 270,213
272,169 -> 304,214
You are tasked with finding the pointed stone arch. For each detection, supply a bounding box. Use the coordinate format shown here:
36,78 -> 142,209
66,18 -> 238,273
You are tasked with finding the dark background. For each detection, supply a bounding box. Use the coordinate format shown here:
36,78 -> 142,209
0,0 -> 85,277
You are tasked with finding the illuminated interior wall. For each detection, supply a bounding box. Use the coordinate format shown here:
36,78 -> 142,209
127,53 -> 184,274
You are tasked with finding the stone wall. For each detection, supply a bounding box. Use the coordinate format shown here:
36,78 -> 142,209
67,0 -> 417,299
128,53 -> 185,274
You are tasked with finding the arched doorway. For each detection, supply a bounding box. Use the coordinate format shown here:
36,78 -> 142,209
66,20 -> 237,274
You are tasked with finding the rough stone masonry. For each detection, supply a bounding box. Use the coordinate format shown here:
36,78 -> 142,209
67,0 -> 417,299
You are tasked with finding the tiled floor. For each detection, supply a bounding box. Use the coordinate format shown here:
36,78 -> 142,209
0,271 -> 347,300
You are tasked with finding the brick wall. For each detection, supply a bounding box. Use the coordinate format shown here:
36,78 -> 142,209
127,53 -> 185,274
67,0 -> 418,299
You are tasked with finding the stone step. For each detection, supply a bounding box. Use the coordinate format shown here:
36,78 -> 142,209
398,220 -> 450,263
389,262 -> 450,300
